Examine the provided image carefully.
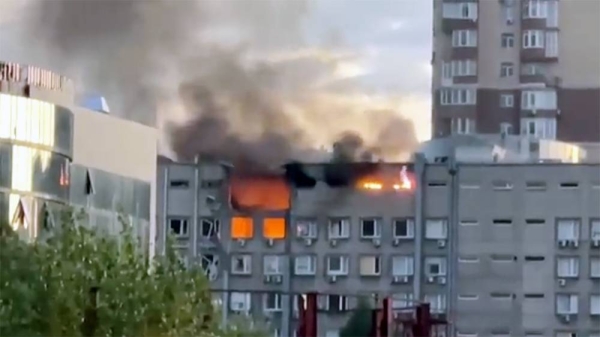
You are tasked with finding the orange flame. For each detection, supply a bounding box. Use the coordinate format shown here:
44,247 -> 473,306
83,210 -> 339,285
230,175 -> 290,211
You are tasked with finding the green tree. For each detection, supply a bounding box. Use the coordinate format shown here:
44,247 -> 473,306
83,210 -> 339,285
0,209 -> 266,337
340,297 -> 373,337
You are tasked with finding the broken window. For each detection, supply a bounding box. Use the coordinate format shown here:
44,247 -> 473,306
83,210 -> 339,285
169,218 -> 189,237
360,218 -> 380,238
200,218 -> 220,238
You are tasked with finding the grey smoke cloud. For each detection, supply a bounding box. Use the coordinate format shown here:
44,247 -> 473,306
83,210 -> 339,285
14,0 -> 418,170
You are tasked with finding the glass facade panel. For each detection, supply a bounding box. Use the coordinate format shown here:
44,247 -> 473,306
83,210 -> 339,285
69,164 -> 151,220
0,143 -> 70,201
0,93 -> 73,156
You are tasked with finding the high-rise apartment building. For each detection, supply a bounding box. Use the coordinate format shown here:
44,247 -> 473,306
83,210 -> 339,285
431,0 -> 600,143
157,151 -> 600,337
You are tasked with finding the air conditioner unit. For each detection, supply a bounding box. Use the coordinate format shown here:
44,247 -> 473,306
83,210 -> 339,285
558,278 -> 567,287
266,239 -> 274,247
437,240 -> 446,248
328,275 -> 337,283
392,276 -> 409,284
392,238 -> 400,246
437,276 -> 447,285
329,239 -> 337,247
304,238 -> 313,246
570,240 -> 579,248
561,314 -> 572,323
237,239 -> 246,247
427,276 -> 436,283
372,239 -> 381,247
558,240 -> 568,247
592,239 -> 600,247
273,275 -> 283,284
263,275 -> 272,283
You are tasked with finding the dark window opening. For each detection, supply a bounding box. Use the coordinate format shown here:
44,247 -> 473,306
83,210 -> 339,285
361,219 -> 377,237
560,182 -> 579,188
493,219 -> 513,225
170,180 -> 190,188
524,256 -> 545,261
85,170 -> 95,195
428,181 -> 447,187
525,219 -> 545,224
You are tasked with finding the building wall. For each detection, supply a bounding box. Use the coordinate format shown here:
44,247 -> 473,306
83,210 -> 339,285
157,158 -> 600,337
432,0 -> 600,142
0,62 -> 158,257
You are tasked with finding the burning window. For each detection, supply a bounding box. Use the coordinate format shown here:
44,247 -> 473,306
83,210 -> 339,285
263,217 -> 286,239
230,175 -> 290,211
231,217 -> 253,239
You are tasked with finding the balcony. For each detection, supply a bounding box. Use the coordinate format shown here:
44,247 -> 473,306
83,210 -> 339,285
521,30 -> 559,63
441,2 -> 478,34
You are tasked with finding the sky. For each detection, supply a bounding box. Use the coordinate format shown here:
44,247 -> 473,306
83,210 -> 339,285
0,0 -> 433,142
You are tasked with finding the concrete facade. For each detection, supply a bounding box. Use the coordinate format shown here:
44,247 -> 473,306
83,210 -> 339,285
0,61 -> 158,258
157,156 -> 600,337
432,0 -> 600,143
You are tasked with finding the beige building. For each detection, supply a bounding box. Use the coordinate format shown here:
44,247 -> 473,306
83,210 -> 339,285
0,61 -> 158,258
431,0 -> 600,143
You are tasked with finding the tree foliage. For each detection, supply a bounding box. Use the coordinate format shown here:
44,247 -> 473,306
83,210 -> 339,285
0,210 -> 266,337
340,297 -> 373,337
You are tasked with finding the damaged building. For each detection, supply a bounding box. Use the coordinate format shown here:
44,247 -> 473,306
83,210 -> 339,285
157,151 -> 600,337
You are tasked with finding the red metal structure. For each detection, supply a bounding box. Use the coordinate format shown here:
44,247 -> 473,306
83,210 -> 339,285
295,293 -> 448,337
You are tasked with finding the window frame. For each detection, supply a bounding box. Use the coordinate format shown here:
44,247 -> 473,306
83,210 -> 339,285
425,256 -> 448,277
231,254 -> 252,275
555,293 -> 578,315
500,94 -> 514,108
263,293 -> 283,312
500,62 -> 514,78
199,217 -> 220,239
263,254 -> 283,276
360,217 -> 382,239
393,218 -> 415,239
230,292 -> 251,312
168,217 -> 189,237
501,33 -> 515,48
294,255 -> 317,276
452,29 -> 478,47
359,255 -> 382,276
327,255 -> 350,276
556,256 -> 579,278
425,219 -> 448,239
328,217 -> 350,239
556,219 -> 581,241
392,255 -> 415,276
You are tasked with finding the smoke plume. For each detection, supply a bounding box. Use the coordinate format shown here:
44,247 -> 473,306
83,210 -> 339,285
9,0 -> 419,171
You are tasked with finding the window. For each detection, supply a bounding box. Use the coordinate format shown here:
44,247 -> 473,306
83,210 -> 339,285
200,254 -> 219,280
458,294 -> 479,301
591,295 -> 600,315
201,179 -> 223,188
500,123 -> 513,135
425,219 -> 447,239
493,219 -> 513,225
393,218 -> 415,239
322,295 -> 349,312
556,294 -> 578,314
559,182 -> 579,189
231,217 -> 253,239
296,219 -> 317,239
263,293 -> 282,312
520,118 -> 557,140
452,30 -> 477,47
501,33 -> 515,48
521,63 -> 545,76
200,218 -> 220,239
526,181 -> 546,190
327,255 -> 349,276
500,94 -> 514,108
230,292 -> 251,311
169,179 -> 189,188
231,254 -> 252,275
525,219 -> 545,225
424,294 -> 447,313
294,255 -> 316,275
263,255 -> 283,275
328,218 -> 350,239
392,293 -> 414,309
523,0 -> 547,19
591,258 -> 600,278
490,293 -> 513,300
451,118 -> 476,134
263,218 -> 285,239
425,257 -> 447,277
392,256 -> 414,276
591,220 -> 600,241
557,219 -> 580,241
521,90 -> 557,110
557,257 -> 579,278
169,218 -> 189,237
360,218 -> 381,238
442,2 -> 478,19
440,89 -> 477,105
359,256 -> 381,276
523,30 -> 544,48
500,62 -> 514,77
442,60 -> 477,78
458,256 -> 480,263
326,330 -> 340,337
